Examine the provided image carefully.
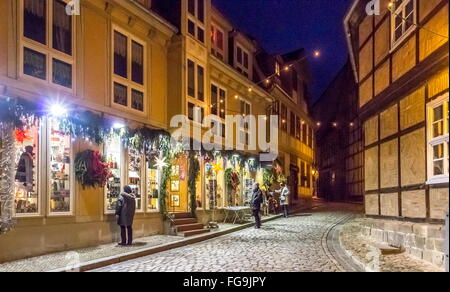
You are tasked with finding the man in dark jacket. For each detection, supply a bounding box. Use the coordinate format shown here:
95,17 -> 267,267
116,186 -> 136,246
251,183 -> 263,229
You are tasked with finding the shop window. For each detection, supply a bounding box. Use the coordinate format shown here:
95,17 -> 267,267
186,0 -> 205,43
391,0 -> 416,49
112,27 -> 146,113
21,0 -> 74,89
48,118 -> 72,215
14,123 -> 40,216
104,134 -> 123,213
128,148 -> 143,212
427,94 -> 449,184
146,159 -> 159,211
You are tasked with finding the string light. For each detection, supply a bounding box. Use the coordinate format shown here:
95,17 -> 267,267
316,122 -> 321,127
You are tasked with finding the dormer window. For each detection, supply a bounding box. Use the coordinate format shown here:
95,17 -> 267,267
391,0 -> 416,49
187,0 -> 205,43
235,45 -> 250,78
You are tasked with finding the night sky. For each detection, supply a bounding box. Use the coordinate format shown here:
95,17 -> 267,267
213,0 -> 353,103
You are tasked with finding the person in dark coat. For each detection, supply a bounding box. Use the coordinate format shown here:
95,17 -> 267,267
251,183 -> 263,229
115,186 -> 136,246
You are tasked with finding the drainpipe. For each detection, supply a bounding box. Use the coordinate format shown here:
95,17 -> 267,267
343,0 -> 360,84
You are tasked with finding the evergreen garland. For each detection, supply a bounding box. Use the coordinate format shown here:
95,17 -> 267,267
188,151 -> 200,218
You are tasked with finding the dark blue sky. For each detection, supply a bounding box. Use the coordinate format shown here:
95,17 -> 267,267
213,0 -> 352,102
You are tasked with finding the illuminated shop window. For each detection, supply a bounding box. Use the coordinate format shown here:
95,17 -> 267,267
14,123 -> 40,216
146,159 -> 159,211
104,134 -> 123,213
128,148 -> 144,212
48,118 -> 72,214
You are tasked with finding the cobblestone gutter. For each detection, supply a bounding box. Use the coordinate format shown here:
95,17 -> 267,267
339,217 -> 444,272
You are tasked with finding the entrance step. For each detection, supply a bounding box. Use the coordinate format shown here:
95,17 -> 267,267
176,223 -> 205,232
173,218 -> 197,225
372,243 -> 404,255
180,229 -> 211,237
170,212 -> 192,219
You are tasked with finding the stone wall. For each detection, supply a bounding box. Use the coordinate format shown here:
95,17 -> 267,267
361,219 -> 446,269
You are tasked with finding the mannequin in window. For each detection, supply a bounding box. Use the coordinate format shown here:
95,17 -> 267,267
15,146 -> 34,192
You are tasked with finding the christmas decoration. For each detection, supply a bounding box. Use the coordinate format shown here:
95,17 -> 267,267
188,151 -> 200,218
211,162 -> 223,174
0,125 -> 16,234
154,157 -> 168,169
14,129 -> 30,143
75,150 -> 111,188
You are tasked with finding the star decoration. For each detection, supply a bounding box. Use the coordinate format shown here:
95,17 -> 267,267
211,162 -> 223,174
155,157 -> 168,168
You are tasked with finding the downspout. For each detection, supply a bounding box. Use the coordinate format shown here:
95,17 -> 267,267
344,0 -> 360,84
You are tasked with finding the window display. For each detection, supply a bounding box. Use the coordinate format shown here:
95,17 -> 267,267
48,118 -> 72,214
14,124 -> 39,215
105,134 -> 122,213
146,162 -> 159,211
128,148 -> 143,211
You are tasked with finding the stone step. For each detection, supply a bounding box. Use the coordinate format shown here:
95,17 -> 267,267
180,229 -> 211,237
173,218 -> 197,225
170,212 -> 193,219
176,223 -> 205,232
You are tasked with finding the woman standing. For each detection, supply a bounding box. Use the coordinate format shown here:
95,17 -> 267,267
276,183 -> 290,218
115,186 -> 136,246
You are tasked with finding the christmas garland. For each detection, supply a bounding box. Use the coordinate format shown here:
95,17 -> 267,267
188,151 -> 200,218
75,150 -> 111,188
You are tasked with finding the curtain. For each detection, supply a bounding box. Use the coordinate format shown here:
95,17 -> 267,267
53,0 -> 72,55
114,32 -> 128,58
24,0 -> 45,17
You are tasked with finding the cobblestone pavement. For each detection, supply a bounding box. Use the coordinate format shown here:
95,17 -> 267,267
94,204 -> 362,272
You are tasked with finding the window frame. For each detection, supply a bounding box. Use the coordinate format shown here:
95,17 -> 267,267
126,148 -> 146,213
235,44 -> 250,78
211,23 -> 225,60
46,117 -> 75,216
111,25 -> 147,115
239,98 -> 252,146
19,0 -> 76,92
186,0 -> 205,44
390,0 -> 417,51
426,93 -> 449,185
186,58 -> 206,124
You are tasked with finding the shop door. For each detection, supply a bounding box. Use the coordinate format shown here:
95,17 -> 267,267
289,165 -> 299,203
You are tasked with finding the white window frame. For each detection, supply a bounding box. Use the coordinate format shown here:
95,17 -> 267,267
19,0 -> 76,93
145,158 -> 161,213
390,0 -> 417,51
46,117 -> 75,216
126,148 -> 145,213
103,134 -> 125,215
111,25 -> 147,115
235,44 -> 250,77
426,93 -> 449,185
186,0 -> 205,44
187,58 -> 206,125
12,121 -> 44,218
211,24 -> 225,60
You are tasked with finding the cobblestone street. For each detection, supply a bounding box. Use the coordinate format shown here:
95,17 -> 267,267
94,204 -> 362,272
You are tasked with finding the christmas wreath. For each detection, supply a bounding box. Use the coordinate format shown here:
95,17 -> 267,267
225,168 -> 240,190
75,150 -> 111,188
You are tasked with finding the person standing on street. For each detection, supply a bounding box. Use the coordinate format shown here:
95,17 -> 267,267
116,186 -> 136,246
251,183 -> 263,229
276,183 -> 290,218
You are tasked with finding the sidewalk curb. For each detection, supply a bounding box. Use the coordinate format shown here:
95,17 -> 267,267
50,213 -> 288,272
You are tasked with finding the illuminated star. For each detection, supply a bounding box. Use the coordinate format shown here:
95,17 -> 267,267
155,157 -> 168,168
212,162 -> 223,174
